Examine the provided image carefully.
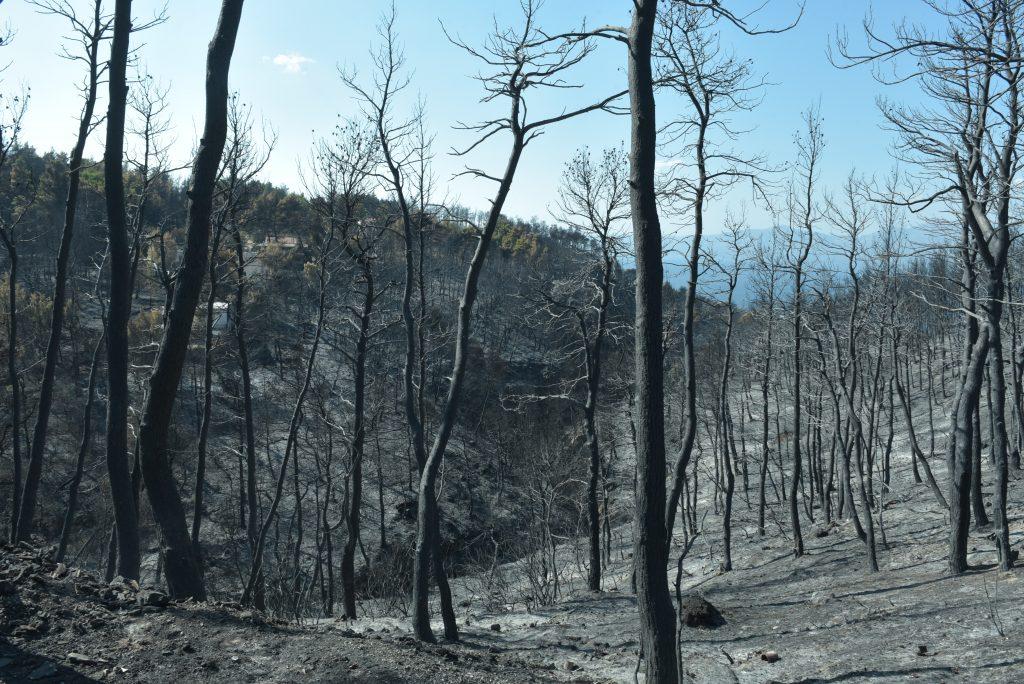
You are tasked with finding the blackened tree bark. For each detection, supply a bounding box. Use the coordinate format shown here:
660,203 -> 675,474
410,4 -> 622,643
139,0 -> 245,600
712,221 -> 749,571
18,0 -> 107,541
580,193 -> 617,594
341,15 -> 458,630
232,223 -> 262,609
627,1 -> 677,679
0,213 -> 21,546
753,238 -> 780,536
341,254 -> 374,618
785,107 -> 822,559
103,0 -> 140,582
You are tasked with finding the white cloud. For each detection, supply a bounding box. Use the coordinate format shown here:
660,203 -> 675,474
271,52 -> 314,74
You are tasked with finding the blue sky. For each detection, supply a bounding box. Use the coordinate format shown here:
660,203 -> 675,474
2,0 -> 935,238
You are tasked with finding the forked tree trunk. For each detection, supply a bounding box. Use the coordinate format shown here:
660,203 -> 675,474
139,0 -> 245,600
411,136 -> 525,643
949,327 -> 990,574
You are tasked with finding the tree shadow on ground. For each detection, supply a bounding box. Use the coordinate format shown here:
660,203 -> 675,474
0,637 -> 101,682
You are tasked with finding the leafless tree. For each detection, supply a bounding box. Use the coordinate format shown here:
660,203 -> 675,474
406,0 -> 624,643
139,0 -> 245,600
191,95 -> 274,558
510,146 -> 629,592
705,214 -> 751,570
783,106 -> 822,559
656,2 -> 775,547
102,0 -> 140,582
752,232 -> 781,536
304,119 -> 379,618
0,84 -> 30,544
839,0 -> 1023,572
340,6 -> 459,629
17,0 -> 112,542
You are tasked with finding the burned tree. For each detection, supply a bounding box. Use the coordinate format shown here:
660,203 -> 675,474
102,0 -> 140,582
840,0 -> 1023,572
138,0 -> 245,600
17,0 -> 110,541
303,120 -> 379,619
407,1 -> 624,643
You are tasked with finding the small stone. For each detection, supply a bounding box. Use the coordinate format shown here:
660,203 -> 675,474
12,622 -> 44,638
761,651 -> 780,664
489,623 -> 501,632
564,661 -> 580,671
137,590 -> 169,608
67,652 -> 104,666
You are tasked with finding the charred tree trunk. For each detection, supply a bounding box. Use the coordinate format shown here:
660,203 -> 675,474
583,244 -> 613,592
627,1 -> 677,680
232,225 -> 263,609
3,237 -> 21,545
411,134 -> 524,642
17,1 -> 104,541
341,263 -> 373,618
139,0 -> 245,600
102,0 -> 140,581
949,327 -> 989,573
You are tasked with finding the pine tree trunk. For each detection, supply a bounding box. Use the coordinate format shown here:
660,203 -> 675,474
102,0 -> 140,581
139,0 -> 245,600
